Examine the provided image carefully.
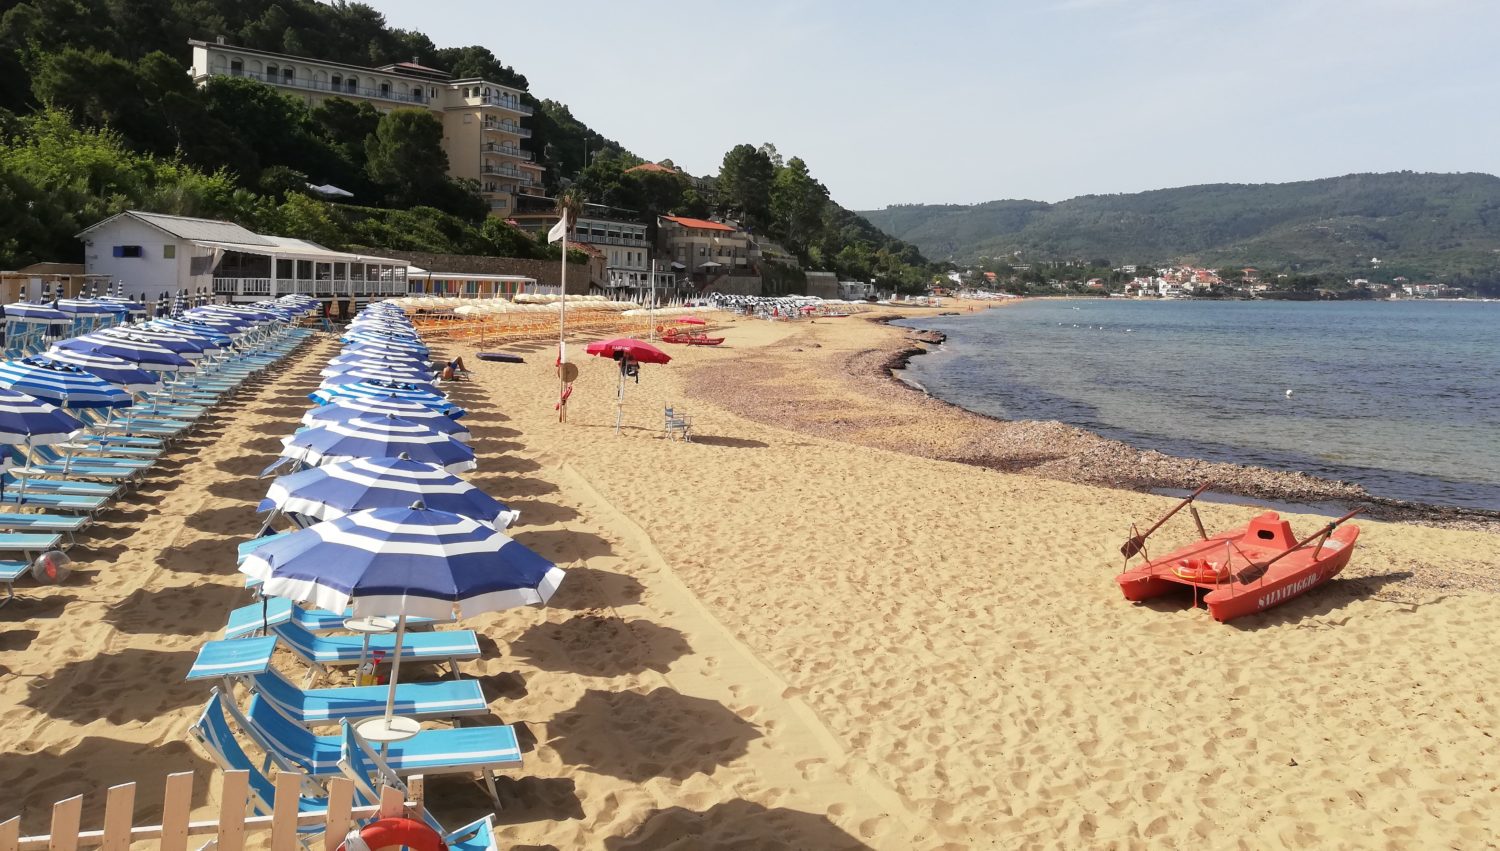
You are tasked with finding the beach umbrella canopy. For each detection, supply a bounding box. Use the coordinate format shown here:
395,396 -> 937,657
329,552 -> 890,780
0,358 -> 133,409
55,335 -> 194,372
263,456 -> 515,526
303,398 -> 469,442
309,382 -> 461,417
3,304 -> 71,327
585,338 -> 671,365
149,320 -> 236,346
345,336 -> 429,356
319,360 -> 433,380
0,387 -> 84,445
318,370 -> 437,392
327,351 -> 432,372
55,299 -> 117,315
241,502 -> 563,736
37,348 -> 160,394
94,327 -> 210,357
279,414 -> 476,472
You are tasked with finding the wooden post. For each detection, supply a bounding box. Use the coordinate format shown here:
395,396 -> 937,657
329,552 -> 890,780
46,795 -> 82,851
99,783 -> 136,851
323,778 -> 354,851
158,772 -> 193,851
268,773 -> 300,851
215,771 -> 249,851
0,817 -> 18,851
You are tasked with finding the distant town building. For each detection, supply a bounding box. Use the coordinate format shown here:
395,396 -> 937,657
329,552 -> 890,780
657,216 -> 753,277
188,38 -> 545,217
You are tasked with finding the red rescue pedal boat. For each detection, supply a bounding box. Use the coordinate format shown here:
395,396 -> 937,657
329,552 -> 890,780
1116,485 -> 1362,622
660,331 -> 725,346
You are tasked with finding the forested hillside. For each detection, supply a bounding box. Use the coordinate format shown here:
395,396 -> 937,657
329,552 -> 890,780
862,173 -> 1500,283
0,0 -> 932,288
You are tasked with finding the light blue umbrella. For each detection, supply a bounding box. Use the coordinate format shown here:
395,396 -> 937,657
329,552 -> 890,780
240,502 -> 563,735
302,398 -> 469,443
278,414 -> 476,472
262,456 -> 514,526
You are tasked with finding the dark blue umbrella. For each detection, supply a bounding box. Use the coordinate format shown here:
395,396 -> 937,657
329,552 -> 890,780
262,456 -> 514,526
278,414 -> 476,472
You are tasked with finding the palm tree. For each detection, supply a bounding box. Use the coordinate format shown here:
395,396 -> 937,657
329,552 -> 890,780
554,188 -> 584,235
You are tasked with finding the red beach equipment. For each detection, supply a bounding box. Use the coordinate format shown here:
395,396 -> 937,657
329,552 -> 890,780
585,338 -> 671,364
1117,509 -> 1362,622
676,317 -> 706,325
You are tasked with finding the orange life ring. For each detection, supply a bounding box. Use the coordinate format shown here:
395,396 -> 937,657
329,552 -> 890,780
1172,557 -> 1227,583
336,817 -> 447,851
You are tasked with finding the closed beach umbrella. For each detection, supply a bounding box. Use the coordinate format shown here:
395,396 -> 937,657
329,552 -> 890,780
263,455 -> 515,526
303,398 -> 470,443
241,503 -> 564,737
0,359 -> 133,409
278,414 -> 476,472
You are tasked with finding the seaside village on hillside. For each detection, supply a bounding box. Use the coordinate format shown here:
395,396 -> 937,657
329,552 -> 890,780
950,262 -> 1467,300
2,38 -> 884,308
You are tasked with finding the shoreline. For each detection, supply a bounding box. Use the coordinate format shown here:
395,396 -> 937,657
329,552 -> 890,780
873,309 -> 1500,532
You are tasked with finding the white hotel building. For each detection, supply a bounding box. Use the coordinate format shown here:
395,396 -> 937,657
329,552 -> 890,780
188,38 -> 546,216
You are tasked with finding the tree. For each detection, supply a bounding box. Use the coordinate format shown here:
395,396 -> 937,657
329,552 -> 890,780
365,108 -> 447,201
717,143 -> 774,228
770,156 -> 829,254
311,97 -> 382,171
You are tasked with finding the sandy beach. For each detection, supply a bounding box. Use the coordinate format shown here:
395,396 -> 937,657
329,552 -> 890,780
3,309 -> 1499,849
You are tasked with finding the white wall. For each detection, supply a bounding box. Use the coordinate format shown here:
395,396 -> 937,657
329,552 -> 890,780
80,219 -> 199,303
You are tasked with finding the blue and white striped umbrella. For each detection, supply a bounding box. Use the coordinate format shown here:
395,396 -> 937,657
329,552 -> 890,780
148,320 -> 235,347
345,336 -> 430,356
0,359 -> 133,409
95,327 -> 208,358
3,303 -> 71,326
99,297 -> 147,316
319,360 -> 434,381
55,299 -> 117,315
279,415 -> 476,472
326,352 -> 433,373
309,382 -> 462,417
302,398 -> 470,442
263,456 -> 515,526
38,348 -> 160,393
318,370 -> 438,392
241,504 -> 562,620
55,334 -> 194,372
0,387 -> 84,445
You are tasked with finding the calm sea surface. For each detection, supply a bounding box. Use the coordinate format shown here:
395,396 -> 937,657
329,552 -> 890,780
893,299 -> 1500,509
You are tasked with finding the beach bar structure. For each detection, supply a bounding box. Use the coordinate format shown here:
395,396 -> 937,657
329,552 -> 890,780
406,267 -> 538,299
77,211 -> 409,308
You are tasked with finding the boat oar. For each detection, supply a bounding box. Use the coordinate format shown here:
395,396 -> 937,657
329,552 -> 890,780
1235,508 -> 1364,585
1120,482 -> 1216,559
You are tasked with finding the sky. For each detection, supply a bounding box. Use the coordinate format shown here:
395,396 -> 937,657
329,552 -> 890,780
360,0 -> 1498,210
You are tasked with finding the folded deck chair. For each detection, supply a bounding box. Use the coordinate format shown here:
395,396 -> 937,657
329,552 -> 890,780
272,620 -> 480,686
241,693 -> 521,783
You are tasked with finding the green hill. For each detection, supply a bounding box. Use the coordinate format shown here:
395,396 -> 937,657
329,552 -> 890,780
861,173 -> 1500,282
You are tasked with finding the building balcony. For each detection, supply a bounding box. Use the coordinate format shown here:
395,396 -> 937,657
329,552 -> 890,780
475,95 -> 533,115
480,143 -> 532,162
211,276 -> 409,298
480,165 -> 536,186
574,233 -> 648,247
217,69 -> 427,105
482,121 -> 531,139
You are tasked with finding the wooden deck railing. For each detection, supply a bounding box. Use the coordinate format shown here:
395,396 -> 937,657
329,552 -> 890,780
0,771 -> 422,851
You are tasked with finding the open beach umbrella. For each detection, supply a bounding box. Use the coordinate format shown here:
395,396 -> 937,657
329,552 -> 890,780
39,348 -> 160,394
325,353 -> 433,374
586,338 -> 671,434
320,360 -> 433,380
94,327 -> 210,358
55,335 -> 194,372
0,359 -> 133,409
318,370 -> 438,392
346,337 -> 430,357
0,388 -> 83,444
309,382 -> 462,418
4,303 -> 71,326
149,320 -> 236,347
262,455 -> 515,527
303,398 -> 470,443
240,503 -> 564,737
277,414 -> 476,473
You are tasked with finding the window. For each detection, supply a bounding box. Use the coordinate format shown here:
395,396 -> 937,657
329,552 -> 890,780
229,58 -> 243,75
346,76 -> 358,93
380,82 -> 391,97
283,68 -> 294,83
163,245 -> 176,259
265,64 -> 277,80
113,245 -> 143,258
331,74 -> 342,90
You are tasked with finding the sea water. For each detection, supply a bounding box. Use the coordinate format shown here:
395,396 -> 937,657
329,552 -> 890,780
893,299 -> 1500,509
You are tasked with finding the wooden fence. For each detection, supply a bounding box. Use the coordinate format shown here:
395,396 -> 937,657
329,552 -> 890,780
0,772 -> 422,851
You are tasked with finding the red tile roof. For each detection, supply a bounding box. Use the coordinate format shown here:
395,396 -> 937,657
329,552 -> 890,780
661,215 -> 735,232
627,162 -> 680,175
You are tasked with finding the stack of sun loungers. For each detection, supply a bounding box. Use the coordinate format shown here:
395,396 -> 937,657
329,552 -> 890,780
0,295 -> 321,606
183,301 -> 512,850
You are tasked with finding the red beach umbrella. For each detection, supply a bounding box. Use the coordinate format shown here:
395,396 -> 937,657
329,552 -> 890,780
585,338 -> 671,365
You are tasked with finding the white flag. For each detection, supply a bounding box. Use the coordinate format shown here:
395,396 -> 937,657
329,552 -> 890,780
547,216 -> 568,244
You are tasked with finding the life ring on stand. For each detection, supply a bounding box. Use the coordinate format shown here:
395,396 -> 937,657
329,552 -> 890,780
1171,557 -> 1227,583
337,818 -> 447,851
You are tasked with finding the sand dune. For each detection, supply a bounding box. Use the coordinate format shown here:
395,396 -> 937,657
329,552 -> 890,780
1,314 -> 1496,849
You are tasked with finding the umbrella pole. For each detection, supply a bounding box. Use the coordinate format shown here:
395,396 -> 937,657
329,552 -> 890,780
616,362 -> 625,435
383,613 -> 407,722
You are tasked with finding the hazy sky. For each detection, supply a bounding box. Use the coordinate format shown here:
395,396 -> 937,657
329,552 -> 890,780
360,0 -> 1496,210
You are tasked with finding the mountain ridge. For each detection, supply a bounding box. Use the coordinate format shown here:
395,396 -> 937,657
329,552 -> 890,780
859,172 -> 1500,281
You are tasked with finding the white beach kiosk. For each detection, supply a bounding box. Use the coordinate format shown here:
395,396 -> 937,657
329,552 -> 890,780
77,211 -> 410,309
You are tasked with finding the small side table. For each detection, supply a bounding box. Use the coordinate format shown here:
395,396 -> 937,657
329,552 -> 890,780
344,615 -> 396,677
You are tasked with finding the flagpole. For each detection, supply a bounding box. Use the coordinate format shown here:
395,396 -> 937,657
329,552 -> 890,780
557,217 -> 568,423
649,258 -> 657,341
